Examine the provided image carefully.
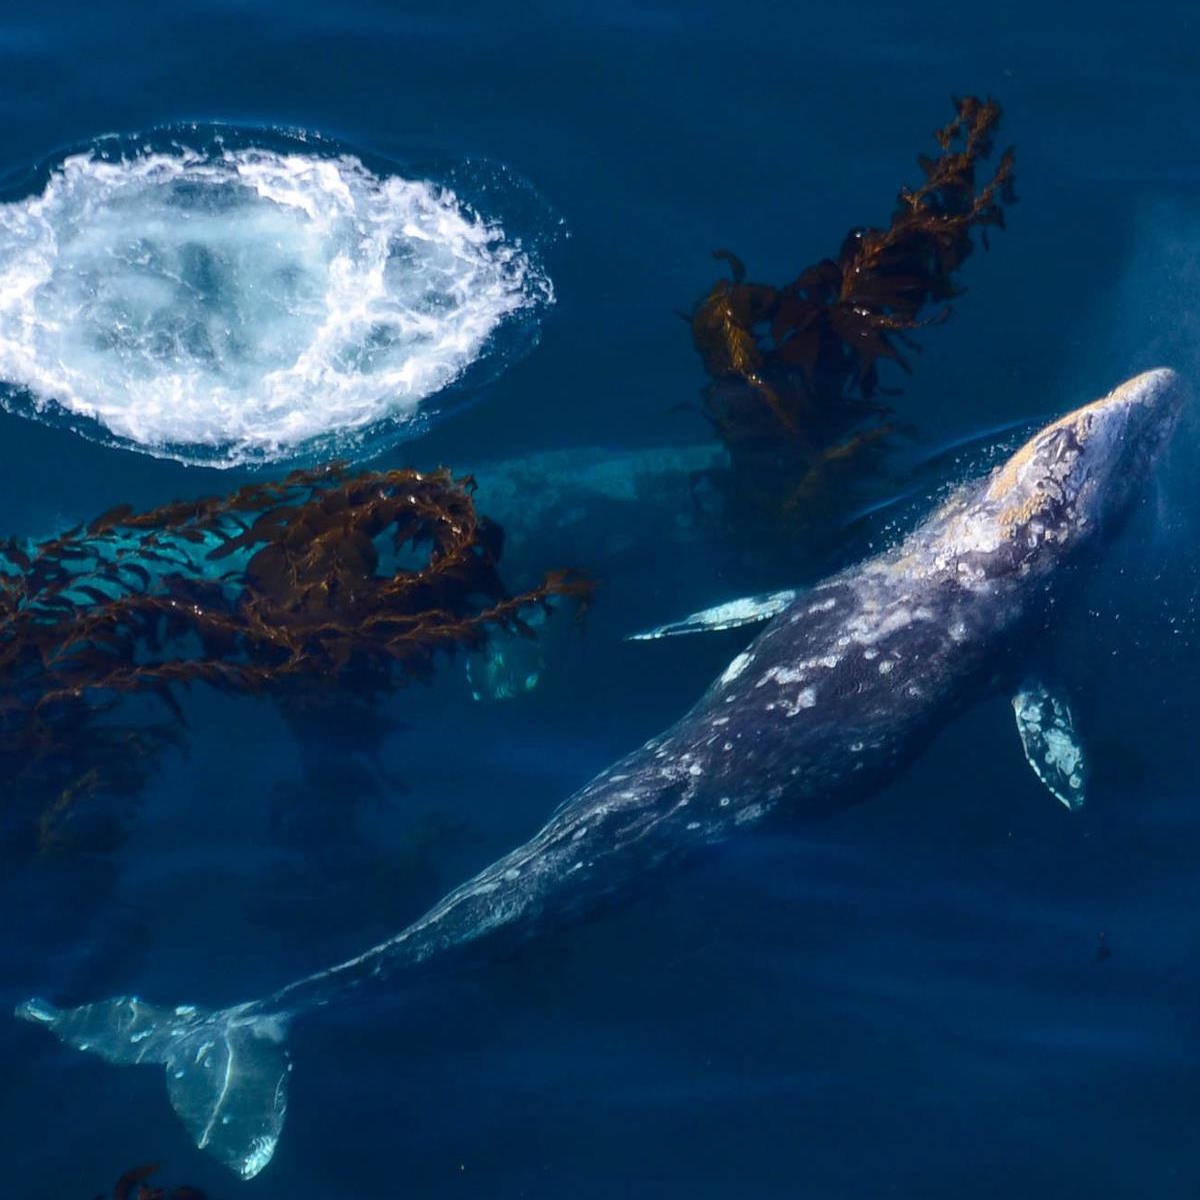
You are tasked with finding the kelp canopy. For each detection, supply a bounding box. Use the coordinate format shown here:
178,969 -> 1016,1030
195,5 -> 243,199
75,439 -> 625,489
690,95 -> 1016,530
0,465 -> 591,851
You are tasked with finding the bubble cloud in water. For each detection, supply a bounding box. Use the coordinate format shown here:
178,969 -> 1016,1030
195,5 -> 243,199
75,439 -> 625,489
0,129 -> 555,466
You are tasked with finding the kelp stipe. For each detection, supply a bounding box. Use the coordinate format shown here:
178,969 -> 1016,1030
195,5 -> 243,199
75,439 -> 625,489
689,95 -> 1017,534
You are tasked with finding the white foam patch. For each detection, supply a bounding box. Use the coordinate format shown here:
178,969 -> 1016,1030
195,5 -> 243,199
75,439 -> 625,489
0,137 -> 552,465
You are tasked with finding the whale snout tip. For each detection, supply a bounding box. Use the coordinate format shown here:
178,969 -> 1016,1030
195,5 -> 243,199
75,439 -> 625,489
1131,366 -> 1179,388
1073,367 -> 1188,461
1134,364 -> 1181,395
1108,366 -> 1187,417
1125,366 -> 1187,445
985,369 -> 1187,521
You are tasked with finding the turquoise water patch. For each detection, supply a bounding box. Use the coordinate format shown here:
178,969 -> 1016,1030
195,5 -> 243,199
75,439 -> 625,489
0,127 -> 555,466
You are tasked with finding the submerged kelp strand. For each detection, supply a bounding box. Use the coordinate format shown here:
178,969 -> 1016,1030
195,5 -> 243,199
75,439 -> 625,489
689,95 -> 1016,530
0,465 -> 591,850
0,464 -> 592,701
108,1160 -> 207,1200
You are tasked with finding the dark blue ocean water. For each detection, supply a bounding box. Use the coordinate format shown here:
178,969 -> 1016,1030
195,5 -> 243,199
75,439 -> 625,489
3,2 -> 1200,1196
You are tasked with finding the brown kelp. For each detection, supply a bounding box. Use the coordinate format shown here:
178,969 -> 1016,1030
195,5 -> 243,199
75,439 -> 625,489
105,1160 -> 207,1200
689,95 -> 1016,531
0,465 -> 591,851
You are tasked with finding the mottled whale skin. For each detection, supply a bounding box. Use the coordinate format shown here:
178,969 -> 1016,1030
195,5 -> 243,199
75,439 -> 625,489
17,369 -> 1186,1180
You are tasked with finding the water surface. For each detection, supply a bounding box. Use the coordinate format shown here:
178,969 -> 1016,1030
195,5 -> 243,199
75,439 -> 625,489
2,2 -> 1200,1196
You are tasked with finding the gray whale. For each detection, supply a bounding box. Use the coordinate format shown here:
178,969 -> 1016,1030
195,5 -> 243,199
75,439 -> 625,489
17,368 -> 1186,1179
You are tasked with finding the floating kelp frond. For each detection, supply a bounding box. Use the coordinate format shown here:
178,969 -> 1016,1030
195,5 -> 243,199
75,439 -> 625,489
689,95 -> 1016,531
109,1160 -> 207,1200
0,464 -> 592,704
1,465 -> 591,851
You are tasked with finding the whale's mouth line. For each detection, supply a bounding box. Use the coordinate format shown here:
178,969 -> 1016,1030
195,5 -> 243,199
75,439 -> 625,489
0,124 -> 557,467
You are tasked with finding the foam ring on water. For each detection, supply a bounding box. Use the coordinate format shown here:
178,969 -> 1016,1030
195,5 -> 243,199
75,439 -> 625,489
0,127 -> 556,467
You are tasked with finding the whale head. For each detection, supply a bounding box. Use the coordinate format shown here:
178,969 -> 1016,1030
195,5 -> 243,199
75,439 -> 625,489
932,368 -> 1187,580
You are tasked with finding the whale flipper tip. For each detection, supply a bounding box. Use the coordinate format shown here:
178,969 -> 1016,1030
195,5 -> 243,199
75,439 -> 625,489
15,997 -> 59,1024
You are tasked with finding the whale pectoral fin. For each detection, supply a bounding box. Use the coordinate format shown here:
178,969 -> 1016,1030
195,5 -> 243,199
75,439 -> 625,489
627,589 -> 799,641
1012,681 -> 1086,811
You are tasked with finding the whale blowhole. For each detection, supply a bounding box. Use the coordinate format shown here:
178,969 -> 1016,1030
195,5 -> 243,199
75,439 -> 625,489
0,126 -> 557,467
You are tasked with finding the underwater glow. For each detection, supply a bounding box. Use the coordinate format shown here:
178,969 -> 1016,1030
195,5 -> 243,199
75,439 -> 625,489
0,132 -> 553,465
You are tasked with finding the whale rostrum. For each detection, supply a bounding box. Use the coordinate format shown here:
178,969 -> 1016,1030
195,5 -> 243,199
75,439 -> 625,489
17,369 -> 1186,1179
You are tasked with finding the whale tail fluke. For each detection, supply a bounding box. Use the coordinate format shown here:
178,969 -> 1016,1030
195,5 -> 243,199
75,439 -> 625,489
15,995 -> 290,1180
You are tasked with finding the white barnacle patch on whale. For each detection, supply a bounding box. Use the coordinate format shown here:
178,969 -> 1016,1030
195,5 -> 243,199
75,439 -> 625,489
756,664 -> 807,688
785,687 -> 817,714
720,652 -> 753,685
940,508 -> 1004,557
0,128 -> 553,465
838,594 -> 927,652
866,606 -> 914,642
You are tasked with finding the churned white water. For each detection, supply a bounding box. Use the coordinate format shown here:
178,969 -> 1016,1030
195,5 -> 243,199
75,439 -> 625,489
0,137 -> 552,465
